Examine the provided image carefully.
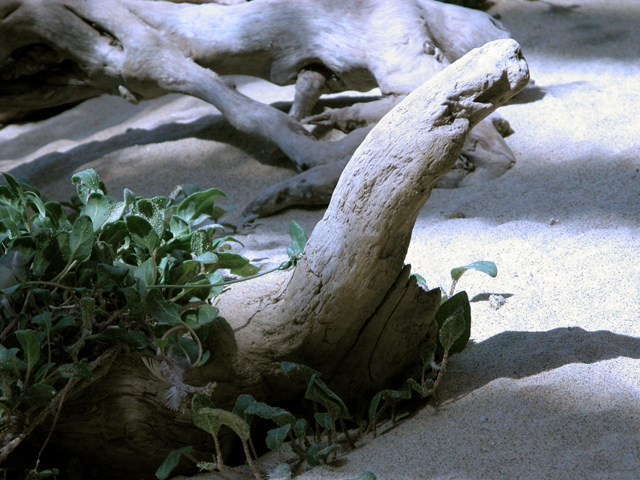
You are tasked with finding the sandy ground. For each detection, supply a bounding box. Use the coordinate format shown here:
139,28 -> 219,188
1,0 -> 639,478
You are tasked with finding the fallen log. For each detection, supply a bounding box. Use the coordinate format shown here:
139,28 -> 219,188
0,0 -> 518,216
30,39 -> 530,478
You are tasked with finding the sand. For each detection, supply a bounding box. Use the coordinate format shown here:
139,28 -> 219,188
1,0 -> 639,478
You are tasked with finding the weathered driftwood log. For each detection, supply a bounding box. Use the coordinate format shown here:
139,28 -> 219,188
41,40 -> 529,478
0,0 -> 516,216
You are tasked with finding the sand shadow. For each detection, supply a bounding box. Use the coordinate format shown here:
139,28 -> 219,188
438,327 -> 640,401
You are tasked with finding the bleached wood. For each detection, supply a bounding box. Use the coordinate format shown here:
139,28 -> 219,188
0,0 -> 515,215
41,40 -> 528,478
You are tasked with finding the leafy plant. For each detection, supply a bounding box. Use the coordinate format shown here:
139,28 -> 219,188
367,261 -> 498,434
0,169 -> 300,478
159,361 -> 362,479
157,258 -> 497,478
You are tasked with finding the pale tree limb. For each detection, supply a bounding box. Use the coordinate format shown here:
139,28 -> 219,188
7,39 -> 529,479
0,0 -> 518,215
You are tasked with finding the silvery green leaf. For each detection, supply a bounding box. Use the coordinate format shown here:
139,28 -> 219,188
155,446 -> 193,480
266,424 -> 291,452
69,215 -> 94,262
439,308 -> 466,352
450,261 -> 497,281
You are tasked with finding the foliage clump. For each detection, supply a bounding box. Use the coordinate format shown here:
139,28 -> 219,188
0,169 -> 293,477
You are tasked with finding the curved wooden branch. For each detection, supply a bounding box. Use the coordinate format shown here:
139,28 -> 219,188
228,38 -> 530,387
34,39 -> 528,478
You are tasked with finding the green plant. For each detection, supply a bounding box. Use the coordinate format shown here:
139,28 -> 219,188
158,361 -> 369,480
367,261 -> 497,434
0,169 -> 302,478
157,260 -> 497,478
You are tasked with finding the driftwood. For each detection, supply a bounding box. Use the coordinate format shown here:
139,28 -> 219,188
0,0 -> 517,216
24,40 -> 530,478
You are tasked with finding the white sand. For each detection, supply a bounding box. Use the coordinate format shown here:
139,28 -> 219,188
1,0 -> 639,478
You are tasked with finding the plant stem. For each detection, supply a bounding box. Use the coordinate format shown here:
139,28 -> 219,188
22,281 -> 78,295
339,418 -> 356,449
35,378 -> 72,469
448,279 -> 459,298
147,262 -> 291,290
242,440 -> 265,480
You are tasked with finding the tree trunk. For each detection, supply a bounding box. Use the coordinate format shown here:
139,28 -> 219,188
40,40 -> 529,478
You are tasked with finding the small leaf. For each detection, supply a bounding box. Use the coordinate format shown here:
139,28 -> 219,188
100,221 -> 129,249
95,263 -> 129,291
69,215 -> 94,262
0,345 -> 26,372
439,308 -> 466,352
25,191 -> 47,219
380,389 -> 411,401
104,200 -> 127,225
176,188 -> 226,225
197,351 -> 210,367
407,378 -> 434,396
305,374 -> 349,419
0,206 -> 24,229
44,201 -> 67,228
50,315 -> 77,333
286,221 -> 308,260
314,412 -> 332,430
293,418 -> 310,440
192,392 -> 215,412
211,235 -> 244,250
192,395 -> 220,434
230,262 -> 261,277
38,469 -> 60,479
232,394 -> 257,426
55,362 -> 93,379
35,362 -> 55,380
132,197 -> 165,238
368,392 -> 383,425
72,169 -> 102,200
15,329 -> 40,369
345,473 -> 377,480
281,362 -> 320,382
450,260 -> 497,282
146,289 -> 181,325
126,216 -> 160,252
131,258 -> 156,287
2,172 -> 26,199
169,216 -> 191,237
435,291 -> 471,356
193,252 -> 219,265
266,424 -> 291,452
190,227 -> 216,256
307,444 -> 339,467
244,402 -> 295,427
31,312 -> 52,335
84,193 -> 111,231
20,383 -> 56,405
98,328 -> 151,348
181,304 -> 219,328
197,408 -> 251,441
215,252 -> 249,269
155,446 -> 193,480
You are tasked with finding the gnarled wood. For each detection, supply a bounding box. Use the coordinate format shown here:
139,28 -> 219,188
0,0 -> 517,216
34,40 -> 529,478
